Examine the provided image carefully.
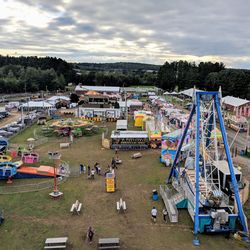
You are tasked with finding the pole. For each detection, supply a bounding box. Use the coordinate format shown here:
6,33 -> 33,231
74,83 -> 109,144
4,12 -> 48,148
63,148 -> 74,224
215,94 -> 249,235
53,161 -> 57,192
125,88 -> 128,121
21,105 -> 24,125
193,93 -> 200,245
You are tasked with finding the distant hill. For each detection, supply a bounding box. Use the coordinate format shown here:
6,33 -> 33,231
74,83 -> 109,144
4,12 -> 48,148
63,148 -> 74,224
75,62 -> 160,71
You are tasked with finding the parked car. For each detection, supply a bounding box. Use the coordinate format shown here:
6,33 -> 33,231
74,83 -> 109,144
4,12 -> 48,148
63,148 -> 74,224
0,130 -> 13,137
8,127 -> 20,133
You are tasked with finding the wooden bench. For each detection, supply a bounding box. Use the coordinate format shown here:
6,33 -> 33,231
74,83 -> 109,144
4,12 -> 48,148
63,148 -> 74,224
44,237 -> 68,249
98,238 -> 120,249
60,143 -> 70,149
70,200 -> 82,215
116,198 -> 126,213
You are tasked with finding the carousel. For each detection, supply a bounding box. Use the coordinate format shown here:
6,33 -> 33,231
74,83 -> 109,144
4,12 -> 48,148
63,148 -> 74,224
51,118 -> 93,137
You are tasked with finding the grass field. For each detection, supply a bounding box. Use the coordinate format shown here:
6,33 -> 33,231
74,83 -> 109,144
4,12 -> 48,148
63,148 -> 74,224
0,121 -> 249,249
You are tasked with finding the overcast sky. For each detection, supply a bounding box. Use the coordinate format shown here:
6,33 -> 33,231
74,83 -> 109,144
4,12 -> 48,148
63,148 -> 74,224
1,0 -> 250,68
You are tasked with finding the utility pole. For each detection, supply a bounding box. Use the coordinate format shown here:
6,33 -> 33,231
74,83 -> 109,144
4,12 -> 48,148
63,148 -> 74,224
124,87 -> 128,121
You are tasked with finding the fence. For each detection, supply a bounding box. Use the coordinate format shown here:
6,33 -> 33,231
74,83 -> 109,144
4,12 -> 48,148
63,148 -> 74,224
0,161 -> 70,195
0,177 -> 67,195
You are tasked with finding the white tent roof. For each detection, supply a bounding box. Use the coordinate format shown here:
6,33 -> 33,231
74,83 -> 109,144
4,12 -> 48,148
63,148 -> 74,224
212,160 -> 242,176
222,96 -> 250,107
20,101 -> 53,108
163,91 -> 170,95
118,100 -> 143,108
111,130 -> 148,139
75,85 -> 120,93
179,88 -> 204,97
47,96 -> 70,102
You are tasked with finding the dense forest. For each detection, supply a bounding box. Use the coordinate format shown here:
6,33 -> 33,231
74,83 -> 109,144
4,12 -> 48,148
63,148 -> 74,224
0,64 -> 66,93
0,55 -> 249,99
157,61 -> 250,99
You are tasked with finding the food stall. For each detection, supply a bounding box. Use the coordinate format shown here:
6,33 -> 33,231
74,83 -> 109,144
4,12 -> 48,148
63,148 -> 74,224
110,130 -> 149,150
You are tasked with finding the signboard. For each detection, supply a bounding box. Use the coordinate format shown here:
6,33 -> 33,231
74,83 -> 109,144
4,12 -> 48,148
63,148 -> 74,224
106,177 -> 115,192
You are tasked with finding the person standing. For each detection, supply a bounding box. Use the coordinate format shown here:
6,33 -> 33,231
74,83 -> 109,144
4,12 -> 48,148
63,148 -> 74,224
87,165 -> 90,176
86,226 -> 94,244
90,169 -> 95,179
80,164 -> 83,174
151,206 -> 157,223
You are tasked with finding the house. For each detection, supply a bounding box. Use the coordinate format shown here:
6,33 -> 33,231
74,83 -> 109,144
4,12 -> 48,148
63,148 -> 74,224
222,96 -> 250,117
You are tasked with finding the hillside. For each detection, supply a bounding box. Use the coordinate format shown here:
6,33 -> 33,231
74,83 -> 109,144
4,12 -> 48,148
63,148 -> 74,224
75,62 -> 160,71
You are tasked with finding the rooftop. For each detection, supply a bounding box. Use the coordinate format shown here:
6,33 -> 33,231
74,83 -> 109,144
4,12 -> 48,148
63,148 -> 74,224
222,96 -> 250,107
179,88 -> 204,98
75,85 -> 120,93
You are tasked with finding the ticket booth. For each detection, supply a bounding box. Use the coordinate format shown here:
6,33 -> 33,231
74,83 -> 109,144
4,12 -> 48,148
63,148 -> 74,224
106,171 -> 116,192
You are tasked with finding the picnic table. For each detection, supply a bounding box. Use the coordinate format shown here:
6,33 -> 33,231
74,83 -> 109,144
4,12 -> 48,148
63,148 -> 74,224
44,237 -> 68,249
98,238 -> 120,249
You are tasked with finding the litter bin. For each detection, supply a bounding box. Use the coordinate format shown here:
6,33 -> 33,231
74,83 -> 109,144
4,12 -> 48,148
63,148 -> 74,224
152,189 -> 158,201
240,150 -> 245,156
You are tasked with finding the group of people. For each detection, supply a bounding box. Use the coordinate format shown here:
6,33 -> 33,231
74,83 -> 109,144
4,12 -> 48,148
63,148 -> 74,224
151,206 -> 168,223
80,152 -> 121,180
79,163 -> 102,179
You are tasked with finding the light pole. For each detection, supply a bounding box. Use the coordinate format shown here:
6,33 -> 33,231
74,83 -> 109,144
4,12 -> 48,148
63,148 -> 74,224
48,151 -> 63,199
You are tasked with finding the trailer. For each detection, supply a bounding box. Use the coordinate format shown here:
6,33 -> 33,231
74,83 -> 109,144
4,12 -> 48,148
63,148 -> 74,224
111,130 -> 149,150
116,120 -> 128,130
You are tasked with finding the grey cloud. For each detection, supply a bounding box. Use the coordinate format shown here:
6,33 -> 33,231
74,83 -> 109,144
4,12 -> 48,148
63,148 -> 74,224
3,0 -> 250,68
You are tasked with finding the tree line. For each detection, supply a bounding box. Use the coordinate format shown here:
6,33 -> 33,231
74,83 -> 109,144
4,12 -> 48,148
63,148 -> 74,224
0,55 -> 249,100
75,70 -> 157,87
157,60 -> 250,99
0,64 -> 66,93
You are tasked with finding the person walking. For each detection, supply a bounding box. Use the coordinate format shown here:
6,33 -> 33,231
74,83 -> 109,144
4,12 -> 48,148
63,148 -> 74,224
151,206 -> 157,223
87,165 -> 90,176
94,162 -> 99,173
111,157 -> 117,169
162,208 -> 168,223
86,226 -> 94,244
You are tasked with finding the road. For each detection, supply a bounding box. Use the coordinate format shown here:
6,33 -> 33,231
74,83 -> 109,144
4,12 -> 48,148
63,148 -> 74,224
226,128 -> 249,151
0,111 -> 21,127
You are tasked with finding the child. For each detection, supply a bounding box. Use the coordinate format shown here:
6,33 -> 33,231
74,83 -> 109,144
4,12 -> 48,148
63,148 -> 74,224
151,206 -> 157,223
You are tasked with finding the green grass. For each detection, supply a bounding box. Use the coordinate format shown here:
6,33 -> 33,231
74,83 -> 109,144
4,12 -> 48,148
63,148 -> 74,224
0,121 -> 249,250
10,124 -> 43,145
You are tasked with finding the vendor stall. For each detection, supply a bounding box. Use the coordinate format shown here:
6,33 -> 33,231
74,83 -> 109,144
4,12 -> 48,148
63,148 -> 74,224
134,113 -> 145,127
111,131 -> 149,150
161,129 -> 191,165
149,131 -> 162,149
78,107 -> 121,122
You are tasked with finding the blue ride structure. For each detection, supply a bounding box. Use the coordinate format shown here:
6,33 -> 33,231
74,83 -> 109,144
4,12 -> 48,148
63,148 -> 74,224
166,90 -> 249,245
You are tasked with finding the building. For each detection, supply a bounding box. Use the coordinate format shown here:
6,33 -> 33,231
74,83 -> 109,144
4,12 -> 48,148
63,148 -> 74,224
222,96 -> 250,117
47,96 -> 70,105
19,101 -> 53,111
75,85 -> 121,95
47,96 -> 70,108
